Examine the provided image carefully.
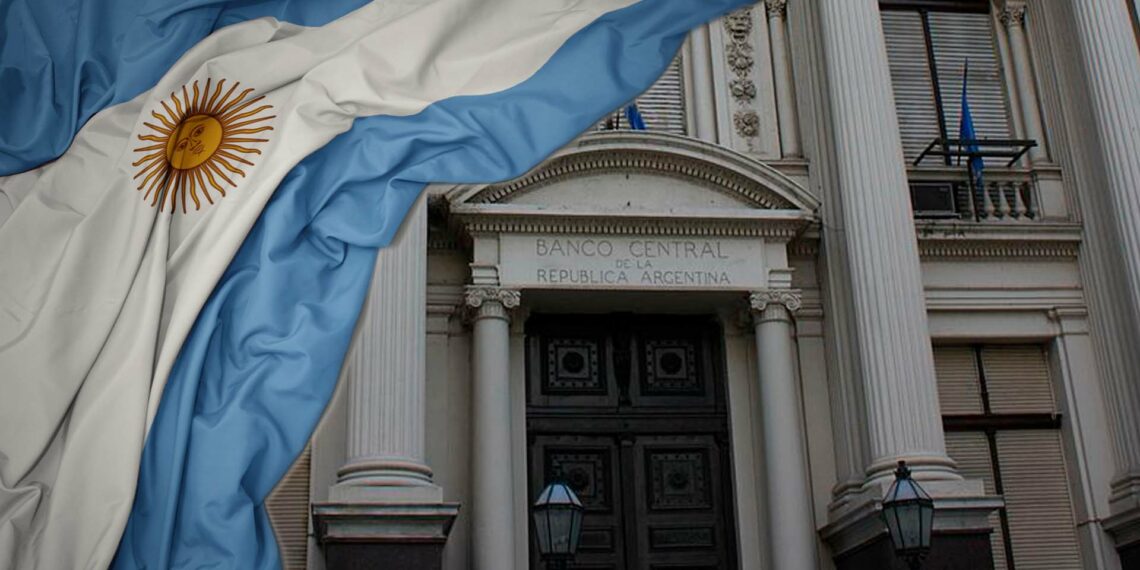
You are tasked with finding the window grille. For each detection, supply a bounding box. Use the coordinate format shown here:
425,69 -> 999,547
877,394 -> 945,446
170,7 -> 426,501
934,345 -> 1083,570
597,54 -> 687,135
881,4 -> 1013,165
265,444 -> 312,570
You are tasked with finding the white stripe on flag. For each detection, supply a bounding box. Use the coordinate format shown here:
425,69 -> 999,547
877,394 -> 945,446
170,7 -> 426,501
0,0 -> 638,567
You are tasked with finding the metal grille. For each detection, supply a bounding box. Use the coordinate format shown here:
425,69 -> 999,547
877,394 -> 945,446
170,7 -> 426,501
598,55 -> 686,135
981,345 -> 1057,414
928,11 -> 1014,166
882,10 -> 942,159
881,9 -> 1014,164
997,431 -> 1083,569
933,345 -> 1083,570
944,431 -> 1009,570
933,345 -> 984,414
265,444 -> 312,570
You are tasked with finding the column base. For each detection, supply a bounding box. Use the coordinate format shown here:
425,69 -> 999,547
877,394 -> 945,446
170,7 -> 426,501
312,502 -> 460,570
822,479 -> 1002,569
1105,478 -> 1140,567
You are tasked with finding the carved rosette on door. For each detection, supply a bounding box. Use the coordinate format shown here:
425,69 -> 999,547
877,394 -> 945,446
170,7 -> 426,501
526,314 -> 738,569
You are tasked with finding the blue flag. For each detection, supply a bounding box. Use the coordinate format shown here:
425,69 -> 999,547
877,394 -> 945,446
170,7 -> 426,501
626,102 -> 648,130
958,60 -> 984,191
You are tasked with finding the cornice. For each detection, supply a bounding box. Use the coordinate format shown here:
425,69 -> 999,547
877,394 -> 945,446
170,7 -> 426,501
448,205 -> 812,239
453,131 -> 819,213
915,220 -> 1081,259
781,222 -> 1082,260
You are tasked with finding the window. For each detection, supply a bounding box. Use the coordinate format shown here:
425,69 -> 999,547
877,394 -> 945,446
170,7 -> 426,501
880,1 -> 1013,163
934,345 -> 1083,570
597,54 -> 687,135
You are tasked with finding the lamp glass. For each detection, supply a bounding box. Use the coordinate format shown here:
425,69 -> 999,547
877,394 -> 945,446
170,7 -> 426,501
881,461 -> 935,556
533,482 -> 585,558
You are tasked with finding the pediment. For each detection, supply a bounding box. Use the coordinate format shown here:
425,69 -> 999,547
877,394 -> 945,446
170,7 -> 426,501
443,132 -> 818,240
447,132 -> 819,213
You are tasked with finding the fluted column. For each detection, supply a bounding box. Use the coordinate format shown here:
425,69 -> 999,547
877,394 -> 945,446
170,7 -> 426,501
1068,0 -> 1140,515
333,194 -> 438,498
750,290 -> 817,570
467,286 -> 521,570
817,0 -> 957,483
999,1 -> 1048,163
766,0 -> 801,158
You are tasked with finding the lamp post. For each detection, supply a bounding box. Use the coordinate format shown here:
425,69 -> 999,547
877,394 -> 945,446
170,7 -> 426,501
532,481 -> 584,570
881,460 -> 935,570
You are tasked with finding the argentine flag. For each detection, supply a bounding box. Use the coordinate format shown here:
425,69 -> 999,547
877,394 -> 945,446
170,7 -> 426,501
0,0 -> 750,568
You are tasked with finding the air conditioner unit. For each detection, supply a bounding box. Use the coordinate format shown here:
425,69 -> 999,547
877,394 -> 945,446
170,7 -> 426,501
909,182 -> 959,218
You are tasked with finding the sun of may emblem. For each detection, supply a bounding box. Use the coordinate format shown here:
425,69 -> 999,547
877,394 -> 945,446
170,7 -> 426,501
132,79 -> 275,213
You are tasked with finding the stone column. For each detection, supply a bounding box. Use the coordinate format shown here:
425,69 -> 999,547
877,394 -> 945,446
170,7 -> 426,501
313,195 -> 459,569
750,290 -> 817,570
999,1 -> 1048,163
766,0 -> 801,158
817,0 -> 957,484
333,195 -> 436,497
689,23 -> 719,143
1067,0 -> 1140,551
466,286 -> 521,570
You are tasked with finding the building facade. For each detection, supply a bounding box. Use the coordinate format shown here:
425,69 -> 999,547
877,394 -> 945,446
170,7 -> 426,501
264,0 -> 1140,568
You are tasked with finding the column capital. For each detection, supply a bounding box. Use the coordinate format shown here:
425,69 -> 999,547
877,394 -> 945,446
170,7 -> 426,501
749,289 -> 802,314
997,1 -> 1027,28
765,0 -> 787,19
464,286 -> 520,320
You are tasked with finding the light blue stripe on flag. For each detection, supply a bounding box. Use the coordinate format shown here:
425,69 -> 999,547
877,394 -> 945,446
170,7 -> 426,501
112,0 -> 749,568
0,0 -> 368,175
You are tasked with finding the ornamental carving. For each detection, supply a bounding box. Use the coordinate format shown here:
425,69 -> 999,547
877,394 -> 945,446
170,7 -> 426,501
765,0 -> 787,19
730,78 -> 757,101
733,111 -> 760,138
999,4 -> 1026,27
724,7 -> 760,140
464,286 -> 521,309
749,289 -> 802,313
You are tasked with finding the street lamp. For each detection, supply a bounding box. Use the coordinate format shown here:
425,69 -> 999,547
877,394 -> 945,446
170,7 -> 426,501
881,460 -> 935,570
532,481 -> 584,570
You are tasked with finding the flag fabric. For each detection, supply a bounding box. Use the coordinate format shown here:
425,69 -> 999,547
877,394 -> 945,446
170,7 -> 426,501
0,0 -> 749,569
958,60 -> 985,191
626,102 -> 648,130
0,0 -> 370,176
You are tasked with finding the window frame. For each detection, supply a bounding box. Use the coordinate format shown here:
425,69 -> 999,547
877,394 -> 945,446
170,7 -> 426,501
880,0 -> 995,166
940,344 -> 1065,570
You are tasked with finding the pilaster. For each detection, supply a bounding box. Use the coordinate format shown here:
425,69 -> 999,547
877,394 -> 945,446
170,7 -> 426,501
688,23 -> 719,143
765,0 -> 801,158
997,0 -> 1049,164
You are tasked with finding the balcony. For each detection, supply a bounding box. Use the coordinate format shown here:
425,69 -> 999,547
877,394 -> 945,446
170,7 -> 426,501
908,166 -> 1039,222
908,138 -> 1056,223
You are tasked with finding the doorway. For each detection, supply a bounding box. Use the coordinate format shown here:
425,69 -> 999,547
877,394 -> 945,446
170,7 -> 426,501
525,314 -> 738,569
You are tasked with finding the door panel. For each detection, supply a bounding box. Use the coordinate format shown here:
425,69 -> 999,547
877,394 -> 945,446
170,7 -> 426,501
531,435 -> 627,570
526,315 -> 736,570
630,435 -> 733,569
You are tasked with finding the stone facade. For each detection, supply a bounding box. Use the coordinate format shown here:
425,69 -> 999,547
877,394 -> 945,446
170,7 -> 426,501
279,1 -> 1140,569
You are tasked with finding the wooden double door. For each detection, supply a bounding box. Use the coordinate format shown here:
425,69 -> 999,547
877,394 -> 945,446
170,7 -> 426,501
526,314 -> 738,570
